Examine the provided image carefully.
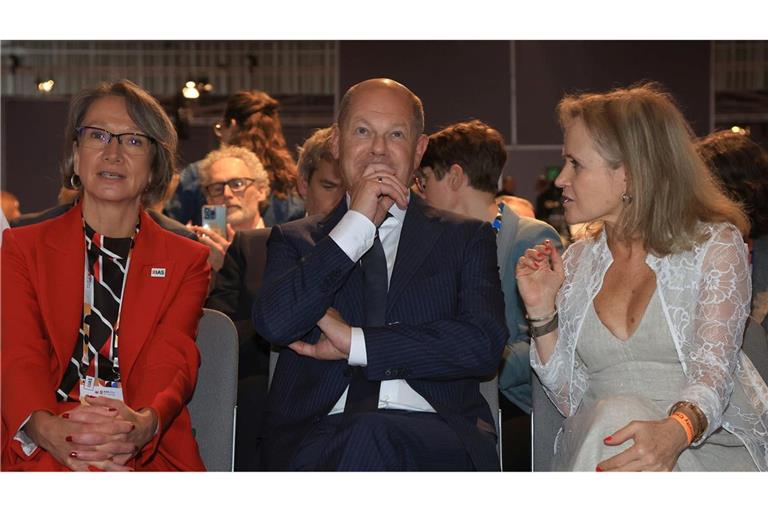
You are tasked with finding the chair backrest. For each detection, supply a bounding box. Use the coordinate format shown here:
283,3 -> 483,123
188,308 -> 239,471
531,370 -> 564,471
742,317 -> 768,382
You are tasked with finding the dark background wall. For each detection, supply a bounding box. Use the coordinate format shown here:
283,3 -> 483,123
2,41 -> 712,214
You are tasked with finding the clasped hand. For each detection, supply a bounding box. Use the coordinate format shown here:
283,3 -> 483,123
596,417 -> 690,471
289,308 -> 352,360
348,169 -> 408,226
27,395 -> 157,471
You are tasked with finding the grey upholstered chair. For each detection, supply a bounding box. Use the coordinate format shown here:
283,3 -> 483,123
188,308 -> 238,471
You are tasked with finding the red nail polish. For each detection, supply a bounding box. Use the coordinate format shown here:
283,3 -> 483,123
62,413 -> 70,419
65,436 -> 73,442
88,465 -> 99,471
596,466 -> 603,472
70,451 -> 78,459
604,435 -> 613,442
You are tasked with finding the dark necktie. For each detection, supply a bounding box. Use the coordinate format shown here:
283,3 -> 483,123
344,220 -> 389,414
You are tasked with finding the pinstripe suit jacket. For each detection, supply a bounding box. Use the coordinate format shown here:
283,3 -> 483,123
253,195 -> 508,470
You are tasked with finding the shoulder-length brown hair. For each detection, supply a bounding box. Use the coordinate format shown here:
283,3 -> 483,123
61,79 -> 178,207
224,90 -> 298,200
557,81 -> 749,255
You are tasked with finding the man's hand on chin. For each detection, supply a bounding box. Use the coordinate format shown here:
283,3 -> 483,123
349,171 -> 408,225
288,308 -> 352,360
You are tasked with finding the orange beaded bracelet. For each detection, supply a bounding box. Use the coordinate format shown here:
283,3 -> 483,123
670,411 -> 694,445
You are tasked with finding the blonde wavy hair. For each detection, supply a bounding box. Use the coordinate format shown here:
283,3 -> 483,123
557,82 -> 749,255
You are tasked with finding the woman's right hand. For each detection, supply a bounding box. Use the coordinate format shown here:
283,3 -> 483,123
25,405 -> 136,471
515,239 -> 565,317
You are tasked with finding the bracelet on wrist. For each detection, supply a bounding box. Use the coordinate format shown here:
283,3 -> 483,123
669,412 -> 694,445
669,401 -> 707,443
526,309 -> 557,324
529,312 -> 559,338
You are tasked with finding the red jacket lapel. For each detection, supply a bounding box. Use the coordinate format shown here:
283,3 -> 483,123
39,203 -> 87,378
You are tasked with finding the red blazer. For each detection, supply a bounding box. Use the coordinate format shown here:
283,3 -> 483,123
1,203 -> 209,471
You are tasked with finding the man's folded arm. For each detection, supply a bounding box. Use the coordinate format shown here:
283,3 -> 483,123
252,223 -> 360,344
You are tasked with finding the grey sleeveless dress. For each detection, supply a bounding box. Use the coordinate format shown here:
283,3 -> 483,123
554,289 -> 757,471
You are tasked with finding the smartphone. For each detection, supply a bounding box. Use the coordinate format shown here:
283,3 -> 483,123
201,204 -> 227,238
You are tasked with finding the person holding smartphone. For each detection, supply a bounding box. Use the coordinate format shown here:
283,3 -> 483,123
190,146 -> 270,271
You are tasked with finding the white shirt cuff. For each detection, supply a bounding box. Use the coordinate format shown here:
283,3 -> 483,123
14,414 -> 39,456
348,327 -> 368,366
329,210 -> 376,263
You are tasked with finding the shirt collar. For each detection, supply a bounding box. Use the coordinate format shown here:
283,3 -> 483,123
344,191 -> 410,225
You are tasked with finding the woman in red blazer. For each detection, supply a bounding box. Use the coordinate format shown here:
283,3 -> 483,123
1,80 -> 209,471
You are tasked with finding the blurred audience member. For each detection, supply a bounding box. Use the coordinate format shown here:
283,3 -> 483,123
167,90 -> 304,226
698,131 -> 768,330
417,119 -> 562,414
1,190 -> 21,222
497,194 -> 535,219
296,127 -> 344,218
2,79 -> 208,471
191,146 -> 270,271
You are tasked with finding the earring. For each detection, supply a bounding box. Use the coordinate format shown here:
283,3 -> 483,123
621,192 -> 633,204
70,174 -> 81,189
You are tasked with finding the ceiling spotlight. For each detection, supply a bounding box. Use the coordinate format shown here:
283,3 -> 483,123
182,81 -> 200,99
731,125 -> 748,135
36,79 -> 55,93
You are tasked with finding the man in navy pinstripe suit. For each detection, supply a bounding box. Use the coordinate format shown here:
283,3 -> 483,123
252,78 -> 508,470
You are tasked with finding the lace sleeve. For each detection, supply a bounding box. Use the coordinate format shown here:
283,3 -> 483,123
680,225 -> 751,443
531,240 -> 590,416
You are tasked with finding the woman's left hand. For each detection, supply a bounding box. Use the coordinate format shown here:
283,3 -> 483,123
597,417 -> 690,471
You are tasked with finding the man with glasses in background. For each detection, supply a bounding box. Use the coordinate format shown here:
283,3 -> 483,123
190,145 -> 270,271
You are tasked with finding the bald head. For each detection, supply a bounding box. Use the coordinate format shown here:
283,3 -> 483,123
337,78 -> 424,135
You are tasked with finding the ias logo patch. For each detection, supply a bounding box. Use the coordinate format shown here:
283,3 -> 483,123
150,267 -> 166,278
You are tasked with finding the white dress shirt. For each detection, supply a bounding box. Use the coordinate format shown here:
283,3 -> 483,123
327,196 -> 435,414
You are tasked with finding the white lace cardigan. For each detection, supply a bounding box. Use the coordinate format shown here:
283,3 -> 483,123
531,222 -> 768,470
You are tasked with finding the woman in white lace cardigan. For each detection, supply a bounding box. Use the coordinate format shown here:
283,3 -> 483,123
517,82 -> 768,471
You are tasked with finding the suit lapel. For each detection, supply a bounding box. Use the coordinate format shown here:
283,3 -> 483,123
40,203 -> 87,378
116,209 -> 174,381
386,196 -> 444,315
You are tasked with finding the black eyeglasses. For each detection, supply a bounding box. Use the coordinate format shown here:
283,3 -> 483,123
76,126 -> 156,155
204,177 -> 256,197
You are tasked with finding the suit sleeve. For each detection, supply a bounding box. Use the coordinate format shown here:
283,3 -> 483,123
1,229 -> 62,459
252,224 -> 357,345
362,222 -> 508,380
131,245 -> 210,463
